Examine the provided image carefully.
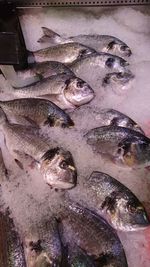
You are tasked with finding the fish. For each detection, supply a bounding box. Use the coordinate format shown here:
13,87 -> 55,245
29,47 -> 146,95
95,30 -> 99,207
24,218 -> 62,267
16,61 -> 74,81
12,74 -> 95,110
0,148 -> 8,184
0,210 -> 26,267
0,98 -> 74,128
70,53 -> 129,75
37,27 -> 132,57
28,43 -> 95,64
70,171 -> 150,231
99,109 -> 144,134
57,201 -> 128,267
0,108 -> 77,189
61,245 -> 96,267
102,71 -> 135,88
85,125 -> 150,167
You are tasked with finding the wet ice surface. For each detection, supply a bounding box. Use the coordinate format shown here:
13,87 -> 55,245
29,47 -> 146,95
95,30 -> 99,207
0,6 -> 150,267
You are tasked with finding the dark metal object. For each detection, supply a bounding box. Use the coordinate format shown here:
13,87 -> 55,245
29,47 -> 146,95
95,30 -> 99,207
0,2 -> 28,67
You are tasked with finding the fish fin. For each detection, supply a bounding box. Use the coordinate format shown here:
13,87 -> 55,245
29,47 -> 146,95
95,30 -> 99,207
37,27 -> 63,44
14,158 -> 24,170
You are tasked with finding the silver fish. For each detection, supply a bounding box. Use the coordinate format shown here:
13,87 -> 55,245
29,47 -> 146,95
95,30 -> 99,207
29,43 -> 95,64
0,98 -> 74,128
37,27 -> 132,57
0,108 -> 77,189
85,125 -> 150,167
70,171 -> 150,231
102,71 -> 135,88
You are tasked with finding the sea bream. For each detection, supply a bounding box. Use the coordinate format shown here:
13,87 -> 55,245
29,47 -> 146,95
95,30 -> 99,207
0,98 -> 74,128
16,61 -> 74,81
57,201 -> 128,267
24,218 -> 62,267
85,125 -> 150,167
102,71 -> 135,89
99,109 -> 144,134
0,211 -> 26,267
28,43 -> 95,64
11,73 -> 95,110
69,171 -> 150,231
37,27 -> 132,58
0,108 -> 77,189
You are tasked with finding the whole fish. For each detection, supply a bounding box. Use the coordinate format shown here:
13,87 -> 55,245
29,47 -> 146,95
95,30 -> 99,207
24,218 -> 62,267
0,211 -> 26,267
85,125 -> 150,167
0,108 -> 77,189
61,245 -> 96,267
16,61 -> 74,81
100,109 -> 144,134
0,98 -> 74,128
70,53 -> 129,75
57,201 -> 128,267
37,27 -> 132,57
29,43 -> 95,64
70,171 -> 149,231
102,71 -> 135,88
0,148 -> 8,184
12,74 -> 94,110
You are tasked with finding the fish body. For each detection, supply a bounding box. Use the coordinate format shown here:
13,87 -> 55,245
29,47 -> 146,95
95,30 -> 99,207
71,171 -> 149,231
85,125 -> 150,167
25,218 -> 62,267
30,43 -> 95,64
58,201 -> 128,267
0,108 -> 77,189
0,211 -> 26,267
12,74 -> 94,110
100,109 -> 144,134
16,61 -> 74,80
0,98 -> 74,128
38,27 -> 132,57
70,53 -> 129,75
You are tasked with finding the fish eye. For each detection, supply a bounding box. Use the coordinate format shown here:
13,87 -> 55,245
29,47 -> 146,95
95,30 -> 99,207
60,160 -> 68,169
77,80 -> 85,87
120,45 -> 127,51
105,57 -> 115,68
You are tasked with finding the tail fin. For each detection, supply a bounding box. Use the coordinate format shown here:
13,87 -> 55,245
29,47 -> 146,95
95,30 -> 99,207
37,27 -> 64,44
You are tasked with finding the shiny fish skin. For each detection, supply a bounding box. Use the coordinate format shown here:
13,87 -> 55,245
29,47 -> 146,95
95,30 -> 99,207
30,43 -> 95,64
0,98 -> 74,128
100,109 -> 144,134
0,108 -> 77,189
57,201 -> 128,267
72,171 -> 150,231
70,53 -> 129,75
16,61 -> 74,80
0,211 -> 26,267
38,27 -> 132,58
85,125 -> 150,167
24,218 -> 62,267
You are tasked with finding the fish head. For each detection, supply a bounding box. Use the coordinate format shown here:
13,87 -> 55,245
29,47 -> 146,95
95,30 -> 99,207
40,147 -> 77,189
105,55 -> 129,72
102,71 -> 135,87
64,77 -> 94,106
105,193 -> 150,231
107,40 -> 132,57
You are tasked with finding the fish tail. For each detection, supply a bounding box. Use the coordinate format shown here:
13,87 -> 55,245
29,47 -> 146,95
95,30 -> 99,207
37,27 -> 64,44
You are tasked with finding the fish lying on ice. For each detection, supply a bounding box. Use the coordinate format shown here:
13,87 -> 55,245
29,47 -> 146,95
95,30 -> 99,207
99,109 -> 144,134
69,171 -> 150,231
16,61 -> 74,81
102,71 -> 135,89
0,211 -> 26,267
37,27 -> 132,57
85,125 -> 150,167
57,200 -> 128,267
24,218 -> 62,267
70,53 -> 129,76
11,73 -> 95,110
28,43 -> 95,64
0,98 -> 74,128
0,108 -> 77,189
